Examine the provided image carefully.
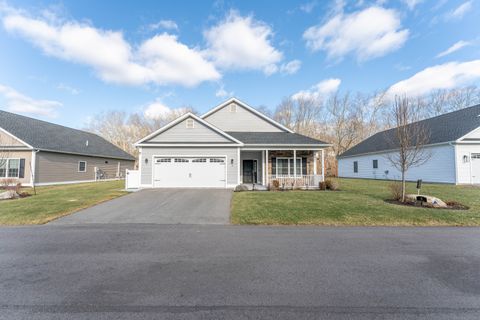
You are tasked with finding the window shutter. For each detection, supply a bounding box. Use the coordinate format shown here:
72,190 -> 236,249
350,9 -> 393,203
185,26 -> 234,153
302,157 -> 307,175
19,159 -> 25,178
271,157 -> 276,175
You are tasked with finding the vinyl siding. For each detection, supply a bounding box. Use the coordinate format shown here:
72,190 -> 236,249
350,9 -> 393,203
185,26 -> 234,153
36,151 -> 134,184
140,147 -> 239,186
0,130 -> 27,147
203,102 -> 284,132
0,150 -> 32,185
455,144 -> 480,184
338,144 -> 456,183
147,117 -> 233,143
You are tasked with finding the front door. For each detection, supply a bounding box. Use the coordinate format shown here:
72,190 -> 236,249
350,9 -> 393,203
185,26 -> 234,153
243,160 -> 257,184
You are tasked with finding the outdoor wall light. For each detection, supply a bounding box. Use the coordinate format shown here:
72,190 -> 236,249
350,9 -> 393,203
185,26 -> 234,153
231,159 -> 234,165
145,158 -> 149,165
463,155 -> 469,163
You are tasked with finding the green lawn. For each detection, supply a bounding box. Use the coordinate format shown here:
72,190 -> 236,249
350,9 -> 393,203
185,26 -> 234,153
0,180 -> 127,225
231,178 -> 480,226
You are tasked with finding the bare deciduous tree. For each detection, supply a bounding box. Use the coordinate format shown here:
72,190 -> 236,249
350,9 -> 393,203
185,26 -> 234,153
385,96 -> 431,202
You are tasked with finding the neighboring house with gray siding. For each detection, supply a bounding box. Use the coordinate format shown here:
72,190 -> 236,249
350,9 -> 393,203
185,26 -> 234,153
0,110 -> 135,186
135,98 -> 330,189
338,105 -> 480,184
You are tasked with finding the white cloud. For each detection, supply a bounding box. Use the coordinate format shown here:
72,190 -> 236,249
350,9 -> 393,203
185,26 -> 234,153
0,84 -> 62,117
300,1 -> 318,13
436,40 -> 471,58
204,11 -> 283,75
148,19 -> 179,31
387,60 -> 480,97
143,100 -> 172,120
403,0 -> 422,10
448,1 -> 472,19
303,6 -> 409,61
215,84 -> 233,98
292,78 -> 341,100
2,11 -> 220,87
56,83 -> 80,95
279,59 -> 302,75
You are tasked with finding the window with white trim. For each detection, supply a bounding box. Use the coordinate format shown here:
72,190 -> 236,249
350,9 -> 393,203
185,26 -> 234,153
186,119 -> 194,129
276,157 -> 302,176
353,161 -> 358,173
78,161 -> 87,172
373,159 -> 378,169
0,158 -> 24,178
0,160 -> 6,178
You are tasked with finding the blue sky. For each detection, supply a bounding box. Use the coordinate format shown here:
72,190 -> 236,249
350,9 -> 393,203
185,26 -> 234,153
0,0 -> 479,128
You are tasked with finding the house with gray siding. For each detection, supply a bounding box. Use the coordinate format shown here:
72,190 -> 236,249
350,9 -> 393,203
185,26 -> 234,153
338,105 -> 480,184
134,98 -> 330,189
0,110 -> 135,186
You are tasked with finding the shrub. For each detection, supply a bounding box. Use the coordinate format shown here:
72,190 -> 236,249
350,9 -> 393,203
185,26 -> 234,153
389,182 -> 403,201
319,181 -> 326,190
325,179 -> 340,191
270,179 -> 280,191
0,178 -> 20,199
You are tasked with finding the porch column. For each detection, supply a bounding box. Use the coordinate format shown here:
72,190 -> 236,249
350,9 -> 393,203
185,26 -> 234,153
313,151 -> 318,175
293,149 -> 297,183
321,149 -> 325,181
261,150 -> 265,185
265,149 -> 269,186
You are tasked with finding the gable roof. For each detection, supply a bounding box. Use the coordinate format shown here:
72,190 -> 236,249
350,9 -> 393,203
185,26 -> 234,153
0,110 -> 135,160
135,112 -> 244,146
201,98 -> 294,133
226,132 -> 330,146
339,104 -> 480,158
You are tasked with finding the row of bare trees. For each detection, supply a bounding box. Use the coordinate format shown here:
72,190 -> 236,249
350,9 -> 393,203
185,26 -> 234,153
85,86 -> 480,180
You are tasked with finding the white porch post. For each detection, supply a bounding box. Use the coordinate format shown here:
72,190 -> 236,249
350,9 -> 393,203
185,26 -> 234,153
321,149 -> 325,181
265,149 -> 269,186
261,150 -> 265,185
293,149 -> 297,183
313,151 -> 317,175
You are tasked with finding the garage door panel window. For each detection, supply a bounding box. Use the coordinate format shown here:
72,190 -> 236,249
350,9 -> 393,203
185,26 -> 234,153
174,158 -> 189,163
210,158 -> 225,163
192,158 -> 207,163
157,158 -> 171,163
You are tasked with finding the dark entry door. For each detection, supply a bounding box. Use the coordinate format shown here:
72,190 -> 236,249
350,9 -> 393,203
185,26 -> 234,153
243,160 -> 257,183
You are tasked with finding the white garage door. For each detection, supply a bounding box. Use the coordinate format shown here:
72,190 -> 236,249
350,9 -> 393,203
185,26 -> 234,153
472,153 -> 480,184
153,157 -> 226,188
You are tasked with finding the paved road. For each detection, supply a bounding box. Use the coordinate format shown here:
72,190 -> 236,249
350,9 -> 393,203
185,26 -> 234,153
51,189 -> 232,225
1,225 -> 480,319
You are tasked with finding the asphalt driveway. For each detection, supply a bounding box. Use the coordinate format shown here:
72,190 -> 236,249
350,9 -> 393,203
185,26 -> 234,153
1,225 -> 480,319
51,189 -> 232,225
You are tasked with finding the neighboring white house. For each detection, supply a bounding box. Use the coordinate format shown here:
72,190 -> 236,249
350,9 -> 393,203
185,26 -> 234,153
338,105 -> 480,184
132,98 -> 330,189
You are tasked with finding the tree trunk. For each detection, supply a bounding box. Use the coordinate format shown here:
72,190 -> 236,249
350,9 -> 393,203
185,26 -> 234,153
401,170 -> 406,203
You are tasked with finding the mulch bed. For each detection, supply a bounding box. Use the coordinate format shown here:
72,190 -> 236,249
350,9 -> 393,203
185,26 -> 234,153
385,199 -> 469,210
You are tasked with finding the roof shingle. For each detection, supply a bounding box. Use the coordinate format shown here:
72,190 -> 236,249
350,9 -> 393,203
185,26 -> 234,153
339,104 -> 480,158
0,110 -> 135,160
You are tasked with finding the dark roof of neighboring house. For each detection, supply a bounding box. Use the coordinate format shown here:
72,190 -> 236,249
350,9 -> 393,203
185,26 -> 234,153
0,110 -> 135,161
339,104 -> 480,158
226,131 -> 330,145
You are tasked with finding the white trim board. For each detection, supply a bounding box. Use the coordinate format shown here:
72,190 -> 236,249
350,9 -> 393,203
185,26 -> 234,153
201,97 -> 294,133
0,127 -> 34,149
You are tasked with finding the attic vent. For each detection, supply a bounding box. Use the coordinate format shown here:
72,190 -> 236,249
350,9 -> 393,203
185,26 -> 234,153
85,140 -> 89,147
186,119 -> 194,129
230,104 -> 237,113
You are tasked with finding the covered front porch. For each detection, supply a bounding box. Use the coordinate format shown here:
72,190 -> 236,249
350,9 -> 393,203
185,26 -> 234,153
239,149 -> 325,189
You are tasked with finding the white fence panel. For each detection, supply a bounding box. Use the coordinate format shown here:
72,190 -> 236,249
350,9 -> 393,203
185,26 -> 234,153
125,169 -> 140,189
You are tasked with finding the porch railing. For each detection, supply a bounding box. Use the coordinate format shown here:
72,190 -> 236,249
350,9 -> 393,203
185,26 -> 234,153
269,174 -> 324,189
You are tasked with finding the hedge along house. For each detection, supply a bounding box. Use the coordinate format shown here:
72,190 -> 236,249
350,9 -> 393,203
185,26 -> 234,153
134,98 -> 331,189
0,110 -> 135,186
338,104 -> 480,184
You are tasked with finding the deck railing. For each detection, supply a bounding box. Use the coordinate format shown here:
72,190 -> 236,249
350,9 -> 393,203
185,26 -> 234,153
269,174 -> 324,189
